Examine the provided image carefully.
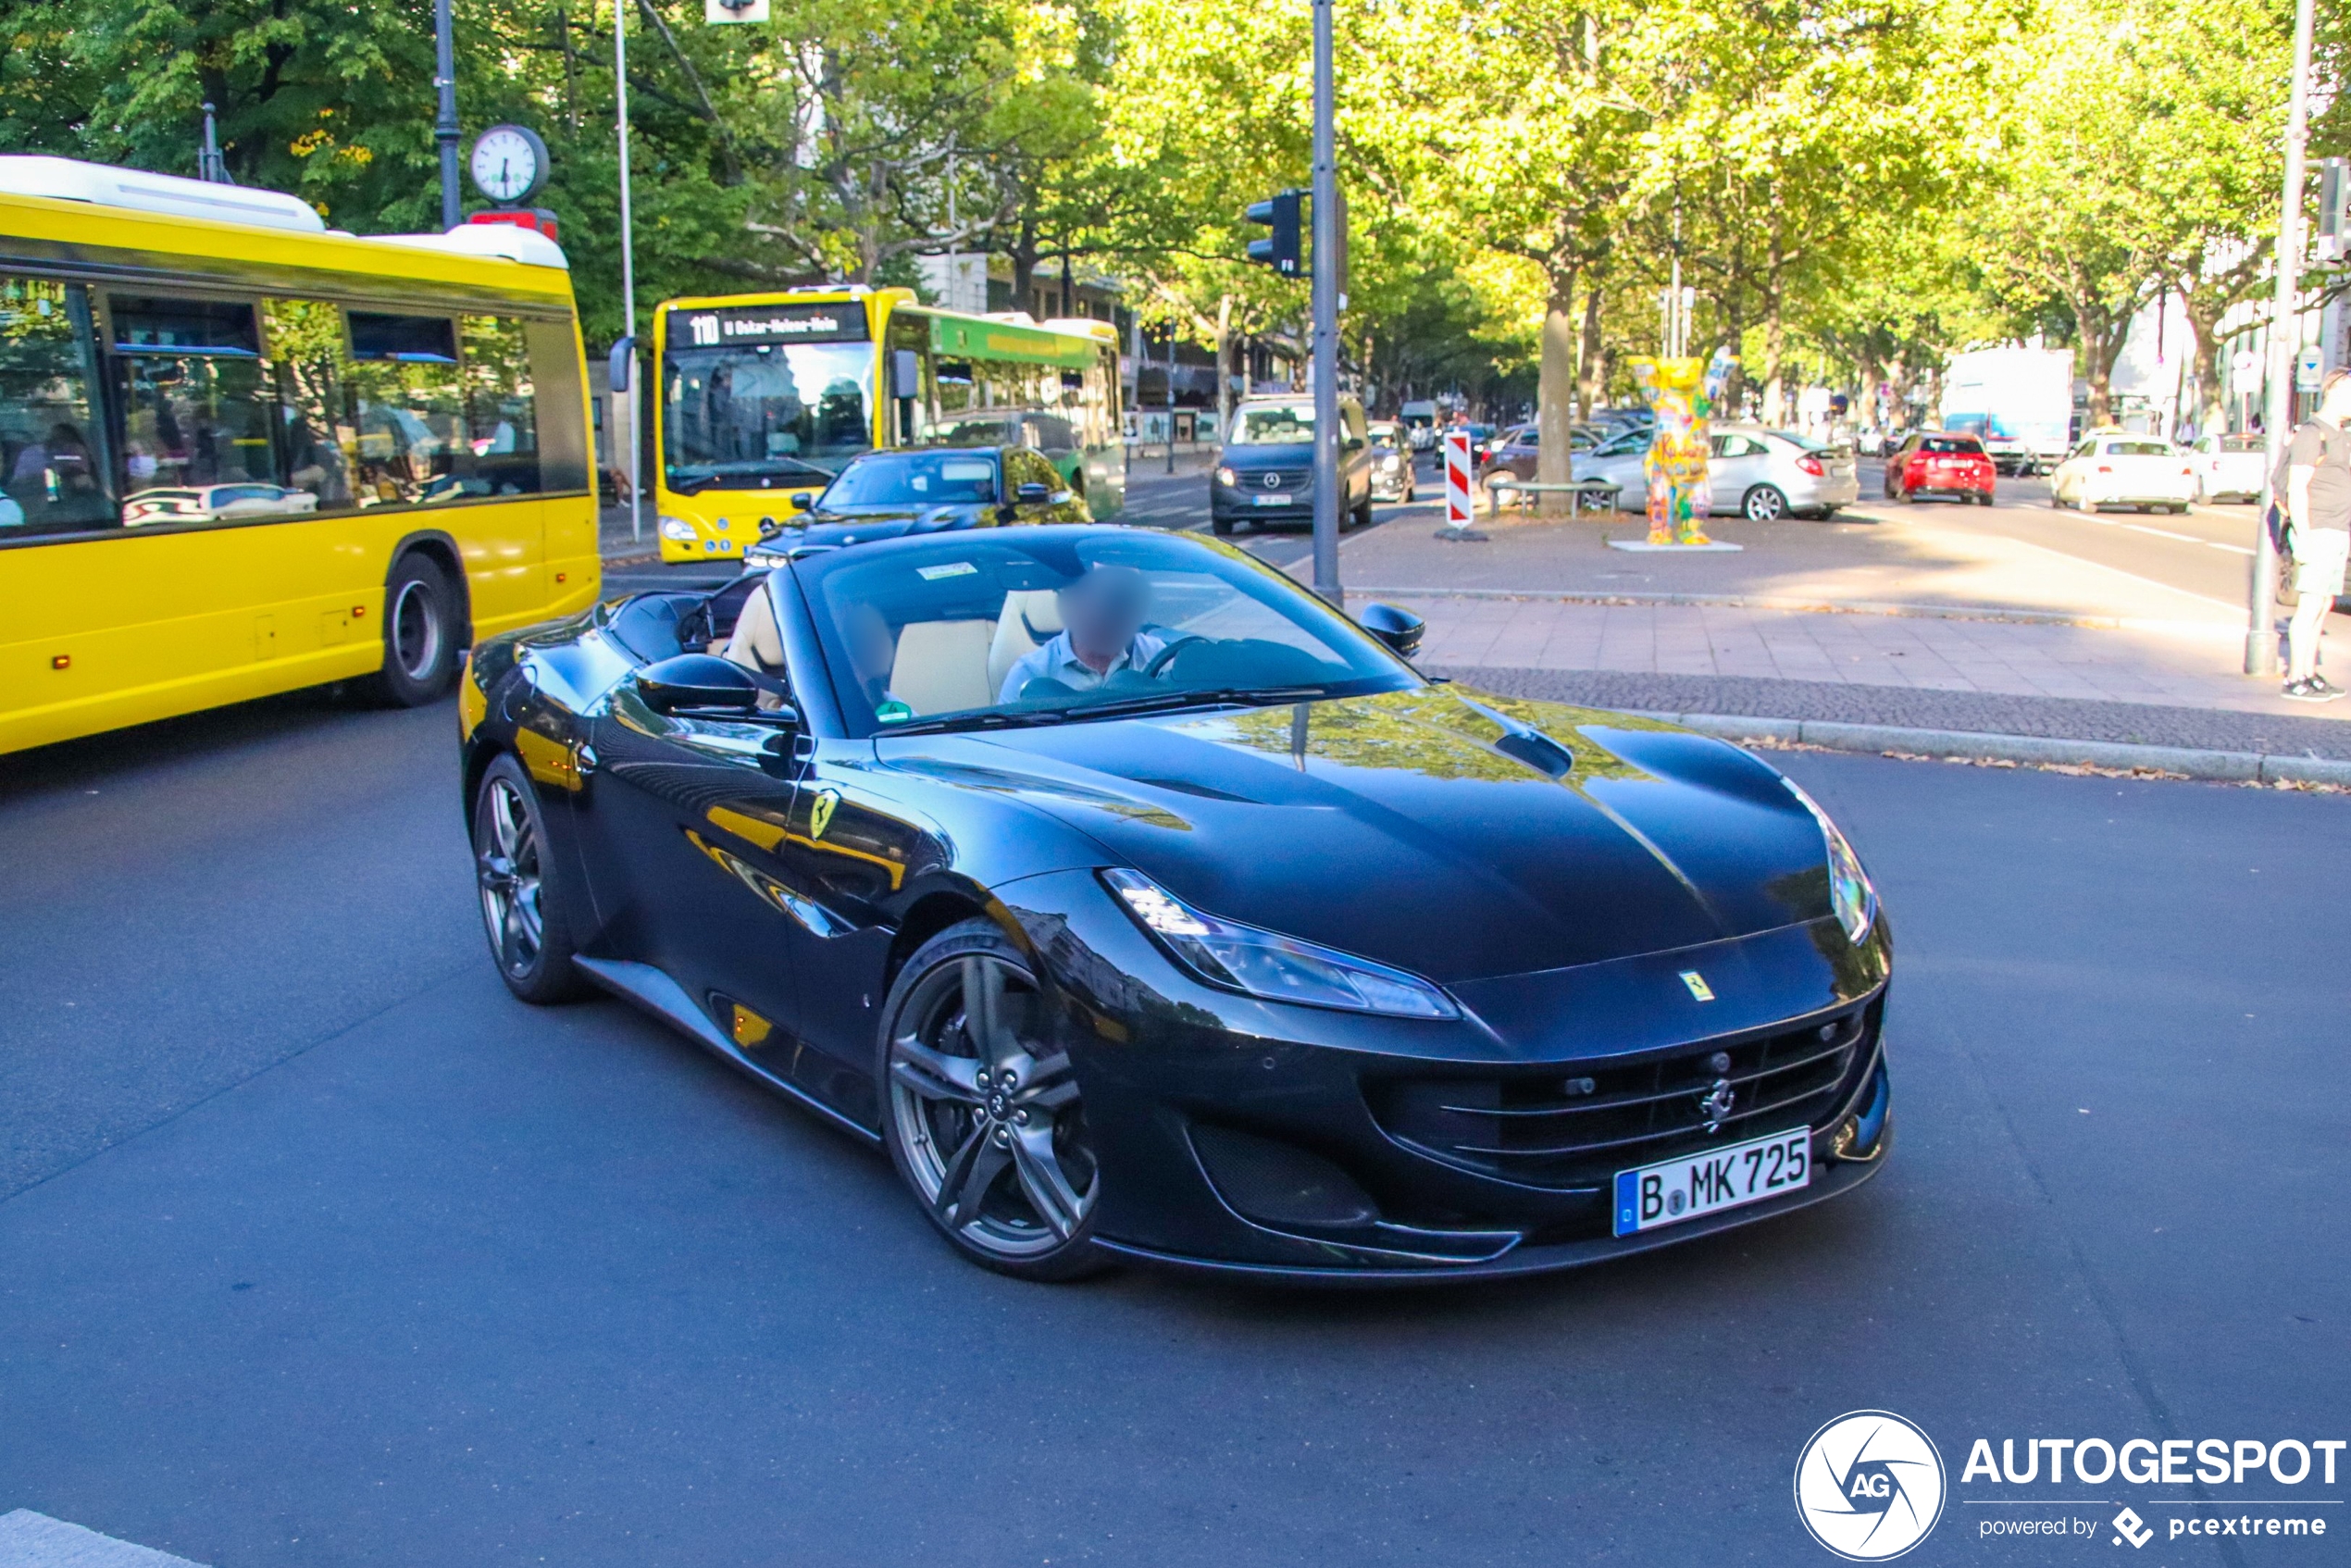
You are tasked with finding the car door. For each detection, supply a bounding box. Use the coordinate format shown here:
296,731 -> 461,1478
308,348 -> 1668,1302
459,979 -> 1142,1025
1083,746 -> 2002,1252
572,579 -> 807,1062
1708,432 -> 1766,513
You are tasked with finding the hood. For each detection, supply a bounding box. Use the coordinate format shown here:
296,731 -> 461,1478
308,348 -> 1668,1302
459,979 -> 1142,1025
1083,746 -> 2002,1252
882,687 -> 1840,984
1218,444 -> 1313,470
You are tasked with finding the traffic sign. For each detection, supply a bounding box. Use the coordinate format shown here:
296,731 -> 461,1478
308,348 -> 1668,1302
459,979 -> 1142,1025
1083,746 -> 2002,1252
1444,431 -> 1474,530
2295,346 -> 2325,392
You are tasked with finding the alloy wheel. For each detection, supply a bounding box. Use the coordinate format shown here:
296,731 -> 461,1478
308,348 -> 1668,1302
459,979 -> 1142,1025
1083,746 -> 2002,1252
888,953 -> 1097,1261
1744,486 -> 1787,522
475,775 -> 546,981
391,577 -> 444,683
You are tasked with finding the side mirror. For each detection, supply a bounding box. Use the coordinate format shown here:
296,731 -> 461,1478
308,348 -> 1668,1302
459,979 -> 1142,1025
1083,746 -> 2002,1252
890,348 -> 920,401
1357,602 -> 1424,659
1014,481 -> 1051,504
789,491 -> 815,511
636,653 -> 765,716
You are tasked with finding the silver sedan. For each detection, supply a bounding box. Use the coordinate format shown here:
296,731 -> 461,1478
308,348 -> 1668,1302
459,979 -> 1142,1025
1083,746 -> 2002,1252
1571,424 -> 1860,520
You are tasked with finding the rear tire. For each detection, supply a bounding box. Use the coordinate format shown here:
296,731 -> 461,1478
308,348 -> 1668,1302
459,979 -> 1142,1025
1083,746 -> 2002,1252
1742,485 -> 1789,522
471,753 -> 589,1004
370,554 -> 462,705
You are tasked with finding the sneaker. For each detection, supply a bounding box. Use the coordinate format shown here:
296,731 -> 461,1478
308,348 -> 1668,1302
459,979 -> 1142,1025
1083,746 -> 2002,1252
2282,678 -> 2346,703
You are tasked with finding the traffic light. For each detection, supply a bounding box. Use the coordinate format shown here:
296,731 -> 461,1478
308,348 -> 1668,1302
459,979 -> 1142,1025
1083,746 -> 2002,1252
1245,190 -> 1303,277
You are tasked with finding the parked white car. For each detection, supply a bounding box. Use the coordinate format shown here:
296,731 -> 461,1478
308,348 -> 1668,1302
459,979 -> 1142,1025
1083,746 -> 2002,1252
2046,431 -> 2198,515
122,483 -> 322,527
2186,432 -> 2266,504
1568,423 -> 1859,519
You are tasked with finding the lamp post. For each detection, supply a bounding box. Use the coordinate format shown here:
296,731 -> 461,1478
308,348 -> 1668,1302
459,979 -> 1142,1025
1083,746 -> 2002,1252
2249,0 -> 2319,676
1308,0 -> 1340,606
616,0 -> 642,544
434,0 -> 461,230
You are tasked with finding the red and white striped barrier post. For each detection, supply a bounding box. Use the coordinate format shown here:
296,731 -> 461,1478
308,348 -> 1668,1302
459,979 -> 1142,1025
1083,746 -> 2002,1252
1443,430 -> 1476,533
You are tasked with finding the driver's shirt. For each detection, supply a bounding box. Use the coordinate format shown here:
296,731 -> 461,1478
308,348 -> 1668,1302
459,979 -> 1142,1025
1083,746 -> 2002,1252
999,630 -> 1166,703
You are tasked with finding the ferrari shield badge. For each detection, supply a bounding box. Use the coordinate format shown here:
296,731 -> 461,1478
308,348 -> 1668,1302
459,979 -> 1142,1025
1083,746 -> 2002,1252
808,787 -> 841,840
1679,969 -> 1715,1002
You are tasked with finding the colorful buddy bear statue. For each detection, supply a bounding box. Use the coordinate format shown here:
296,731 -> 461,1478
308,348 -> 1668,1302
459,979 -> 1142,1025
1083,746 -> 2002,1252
1628,347 -> 1737,545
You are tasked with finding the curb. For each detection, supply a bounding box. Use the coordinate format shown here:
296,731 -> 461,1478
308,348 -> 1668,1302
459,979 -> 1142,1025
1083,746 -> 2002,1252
1635,710 -> 2351,787
1353,584 -> 2244,637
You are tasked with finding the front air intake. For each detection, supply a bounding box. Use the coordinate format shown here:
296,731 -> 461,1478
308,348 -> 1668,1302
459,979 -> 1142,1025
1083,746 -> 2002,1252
1190,1125 -> 1378,1229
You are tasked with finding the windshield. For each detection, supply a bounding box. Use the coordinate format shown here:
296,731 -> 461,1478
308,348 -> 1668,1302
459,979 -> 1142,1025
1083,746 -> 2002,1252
1228,404 -> 1316,444
1919,436 -> 1984,454
2220,434 -> 2263,453
664,342 -> 872,492
2108,440 -> 2171,457
1368,424 -> 1403,449
823,450 -> 1000,508
796,529 -> 1416,737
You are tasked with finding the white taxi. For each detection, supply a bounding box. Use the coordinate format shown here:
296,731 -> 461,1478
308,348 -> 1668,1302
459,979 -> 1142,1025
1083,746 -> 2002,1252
2186,431 -> 2266,504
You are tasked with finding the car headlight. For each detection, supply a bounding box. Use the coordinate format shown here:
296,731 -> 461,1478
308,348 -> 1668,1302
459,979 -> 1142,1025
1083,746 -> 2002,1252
1780,778 -> 1877,945
1215,466 -> 1238,487
658,515 -> 696,542
1102,869 -> 1459,1019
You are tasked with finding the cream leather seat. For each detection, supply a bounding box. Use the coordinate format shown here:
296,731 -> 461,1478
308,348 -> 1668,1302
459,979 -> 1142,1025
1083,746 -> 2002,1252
721,582 -> 786,675
987,590 -> 1064,695
889,619 -> 998,715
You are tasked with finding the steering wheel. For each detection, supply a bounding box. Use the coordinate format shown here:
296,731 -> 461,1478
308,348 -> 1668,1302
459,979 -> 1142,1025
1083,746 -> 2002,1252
1141,635 -> 1209,679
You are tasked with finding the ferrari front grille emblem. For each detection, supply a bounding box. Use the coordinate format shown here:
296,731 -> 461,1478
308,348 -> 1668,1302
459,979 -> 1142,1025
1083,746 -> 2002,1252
1698,1077 -> 1736,1133
808,787 -> 841,840
1679,969 -> 1714,1002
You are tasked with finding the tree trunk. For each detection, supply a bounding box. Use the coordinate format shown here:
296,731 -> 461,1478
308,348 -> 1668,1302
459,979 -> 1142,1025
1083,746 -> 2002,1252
1577,282 -> 1607,416
1536,263 -> 1578,515
1214,294 -> 1233,448
1760,281 -> 1787,427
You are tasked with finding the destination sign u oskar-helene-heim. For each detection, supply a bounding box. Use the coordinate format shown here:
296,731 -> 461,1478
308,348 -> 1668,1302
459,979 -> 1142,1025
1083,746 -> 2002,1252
679,305 -> 871,347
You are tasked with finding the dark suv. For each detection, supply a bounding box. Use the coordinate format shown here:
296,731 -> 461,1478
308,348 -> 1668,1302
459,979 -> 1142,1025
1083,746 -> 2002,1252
1210,394 -> 1375,536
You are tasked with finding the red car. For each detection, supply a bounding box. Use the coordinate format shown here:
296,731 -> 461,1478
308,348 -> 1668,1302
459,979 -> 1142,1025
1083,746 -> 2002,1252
1884,431 -> 1996,505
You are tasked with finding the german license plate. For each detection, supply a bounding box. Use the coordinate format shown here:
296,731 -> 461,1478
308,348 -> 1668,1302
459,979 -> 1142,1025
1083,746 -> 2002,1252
1613,1126 -> 1810,1237
1253,492 -> 1292,506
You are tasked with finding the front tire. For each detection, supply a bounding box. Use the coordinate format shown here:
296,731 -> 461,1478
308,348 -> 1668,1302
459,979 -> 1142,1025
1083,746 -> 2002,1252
1212,516 -> 1237,537
371,554 -> 461,705
471,753 -> 588,1004
878,920 -> 1109,1281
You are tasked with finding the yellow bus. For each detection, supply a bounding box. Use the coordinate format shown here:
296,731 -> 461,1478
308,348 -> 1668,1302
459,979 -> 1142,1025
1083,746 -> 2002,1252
0,156 -> 597,755
649,289 -> 1124,563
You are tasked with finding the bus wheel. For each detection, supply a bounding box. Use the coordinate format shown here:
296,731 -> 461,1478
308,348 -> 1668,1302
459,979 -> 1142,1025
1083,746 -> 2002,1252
373,554 -> 461,705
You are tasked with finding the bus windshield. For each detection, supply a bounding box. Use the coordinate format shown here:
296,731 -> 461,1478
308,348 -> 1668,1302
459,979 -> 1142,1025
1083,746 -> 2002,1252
664,341 -> 872,492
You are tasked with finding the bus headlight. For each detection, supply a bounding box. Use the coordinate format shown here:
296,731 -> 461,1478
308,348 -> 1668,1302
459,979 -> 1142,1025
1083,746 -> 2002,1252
658,516 -> 696,542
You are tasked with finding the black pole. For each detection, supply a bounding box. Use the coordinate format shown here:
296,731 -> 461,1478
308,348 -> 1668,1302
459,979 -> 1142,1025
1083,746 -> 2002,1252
1308,0 -> 1340,604
1165,327 -> 1177,474
434,0 -> 462,231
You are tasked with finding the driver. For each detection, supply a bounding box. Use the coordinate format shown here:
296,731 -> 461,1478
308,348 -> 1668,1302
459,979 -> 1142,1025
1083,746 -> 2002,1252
997,565 -> 1165,702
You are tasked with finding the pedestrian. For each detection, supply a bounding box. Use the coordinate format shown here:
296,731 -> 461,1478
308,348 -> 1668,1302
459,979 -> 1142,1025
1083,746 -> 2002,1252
2281,368 -> 2351,701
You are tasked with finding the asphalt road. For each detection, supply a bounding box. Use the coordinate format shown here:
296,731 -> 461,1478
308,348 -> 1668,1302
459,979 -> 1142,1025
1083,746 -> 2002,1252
2,692 -> 2342,1566
1862,460 -> 2264,615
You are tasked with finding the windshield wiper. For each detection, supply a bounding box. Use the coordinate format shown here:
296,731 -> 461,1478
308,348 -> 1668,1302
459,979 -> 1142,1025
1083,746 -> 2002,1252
1063,685 -> 1333,720
875,685 -> 1335,738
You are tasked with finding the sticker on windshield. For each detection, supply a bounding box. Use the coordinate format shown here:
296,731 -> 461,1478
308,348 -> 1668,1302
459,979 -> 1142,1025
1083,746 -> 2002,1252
875,701 -> 914,724
915,562 -> 978,581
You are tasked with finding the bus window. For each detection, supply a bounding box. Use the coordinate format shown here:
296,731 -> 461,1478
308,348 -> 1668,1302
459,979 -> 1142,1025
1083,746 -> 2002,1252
460,315 -> 540,496
0,277 -> 113,536
262,298 -> 357,515
111,295 -> 289,525
664,337 -> 872,493
344,334 -> 466,505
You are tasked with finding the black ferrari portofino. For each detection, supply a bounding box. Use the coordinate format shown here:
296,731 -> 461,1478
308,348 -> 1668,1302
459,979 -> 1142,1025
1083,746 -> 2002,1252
460,526 -> 1893,1281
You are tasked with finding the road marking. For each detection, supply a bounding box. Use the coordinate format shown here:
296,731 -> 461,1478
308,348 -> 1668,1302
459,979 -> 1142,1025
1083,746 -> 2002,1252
2122,522 -> 2202,543
0,1511 -> 211,1566
2205,541 -> 2257,555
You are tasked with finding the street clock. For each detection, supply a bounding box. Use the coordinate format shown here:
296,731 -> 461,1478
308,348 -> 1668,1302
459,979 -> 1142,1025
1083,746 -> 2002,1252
468,124 -> 549,206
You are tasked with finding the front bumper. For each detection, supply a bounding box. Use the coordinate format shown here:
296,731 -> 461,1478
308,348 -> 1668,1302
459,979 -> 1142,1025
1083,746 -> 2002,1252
1003,870 -> 1896,1281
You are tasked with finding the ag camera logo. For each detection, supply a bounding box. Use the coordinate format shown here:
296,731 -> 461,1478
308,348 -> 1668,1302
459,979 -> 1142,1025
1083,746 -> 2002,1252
1795,1410 -> 1947,1561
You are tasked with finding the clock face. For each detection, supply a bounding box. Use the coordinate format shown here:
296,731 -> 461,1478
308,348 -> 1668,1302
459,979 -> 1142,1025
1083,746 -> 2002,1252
469,127 -> 543,205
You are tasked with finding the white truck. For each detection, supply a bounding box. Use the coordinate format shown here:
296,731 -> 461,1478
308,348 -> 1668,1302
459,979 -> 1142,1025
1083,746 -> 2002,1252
1939,347 -> 2074,476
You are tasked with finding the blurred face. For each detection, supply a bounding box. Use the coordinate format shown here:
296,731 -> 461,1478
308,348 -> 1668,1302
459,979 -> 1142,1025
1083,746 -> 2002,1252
1058,567 -> 1150,668
2323,376 -> 2351,423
